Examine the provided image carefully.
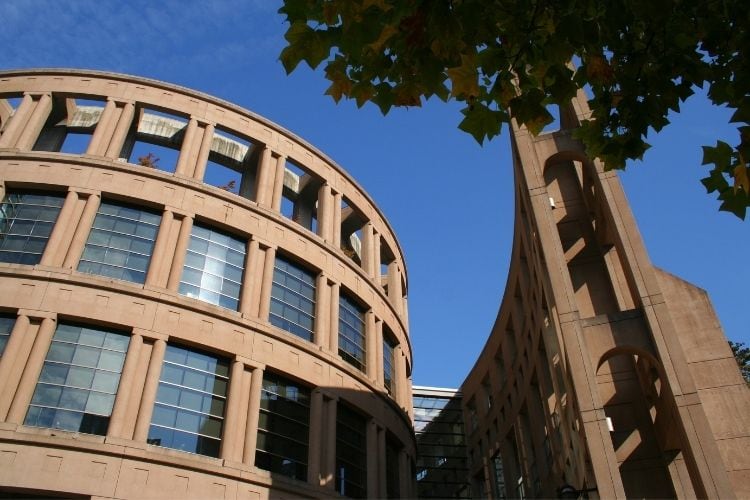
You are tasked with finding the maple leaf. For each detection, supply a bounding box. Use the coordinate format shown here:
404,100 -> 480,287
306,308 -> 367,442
447,54 -> 480,99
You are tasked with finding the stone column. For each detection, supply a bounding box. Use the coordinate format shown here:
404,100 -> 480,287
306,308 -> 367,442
62,193 -> 101,269
174,117 -> 198,176
387,261 -> 404,315
107,332 -> 143,438
329,282 -> 340,354
271,155 -> 286,212
105,101 -> 135,159
6,317 -> 56,424
191,123 -> 215,182
0,314 -> 31,419
398,449 -> 412,499
145,209 -> 174,287
366,311 -> 377,380
132,338 -> 166,442
313,273 -> 330,349
166,215 -> 194,291
221,359 -> 246,461
394,345 -> 407,408
362,222 -> 376,277
366,420 -> 380,497
254,146 -> 274,207
317,183 -> 334,242
239,238 -> 260,317
373,231 -> 382,283
86,99 -> 117,156
332,192 -> 342,248
0,93 -> 34,148
375,319 -> 385,387
14,93 -> 52,151
307,389 -> 324,484
242,366 -> 264,465
257,246 -> 277,322
39,190 -> 79,267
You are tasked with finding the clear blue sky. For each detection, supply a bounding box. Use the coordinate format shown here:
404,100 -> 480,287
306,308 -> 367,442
2,1 -> 746,388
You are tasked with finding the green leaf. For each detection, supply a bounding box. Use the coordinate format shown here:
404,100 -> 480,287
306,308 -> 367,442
458,103 -> 505,145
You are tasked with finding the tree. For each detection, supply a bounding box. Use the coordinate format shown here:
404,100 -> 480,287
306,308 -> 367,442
729,341 -> 750,385
278,0 -> 749,217
137,152 -> 160,169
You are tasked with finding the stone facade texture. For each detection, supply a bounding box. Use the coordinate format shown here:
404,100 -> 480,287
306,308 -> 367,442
0,69 -> 414,499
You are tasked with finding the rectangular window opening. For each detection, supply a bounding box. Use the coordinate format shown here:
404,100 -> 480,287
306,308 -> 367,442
122,108 -> 187,173
0,191 -> 65,265
336,403 -> 368,498
0,314 -> 15,357
270,254 -> 316,342
338,292 -> 366,372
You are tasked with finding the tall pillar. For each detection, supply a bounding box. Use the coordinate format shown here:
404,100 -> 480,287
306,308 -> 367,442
271,155 -> 286,211
362,222 -> 376,277
239,238 -> 260,317
398,449 -> 412,499
366,311 -> 377,380
373,231 -> 382,283
0,314 -> 31,419
257,246 -> 277,322
191,123 -> 215,182
132,338 -> 166,442
166,215 -> 194,291
332,192 -> 342,248
313,273 -> 330,349
317,183 -> 334,242
39,190 -> 79,267
307,389 -> 324,484
377,426 -> 388,497
174,117 -> 198,176
387,261 -> 404,315
394,345 -> 407,408
375,319 -> 385,387
14,93 -> 52,150
145,209 -> 174,287
6,317 -> 56,424
86,99 -> 117,156
0,93 -> 34,148
104,101 -> 135,159
107,332 -> 143,438
254,146 -> 274,206
329,282 -> 340,354
221,359 -> 246,461
242,366 -> 264,465
62,193 -> 101,269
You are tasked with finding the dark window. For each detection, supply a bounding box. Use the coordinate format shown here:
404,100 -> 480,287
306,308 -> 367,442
179,223 -> 246,310
270,255 -> 316,341
385,437 -> 401,498
383,333 -> 396,395
0,191 -> 65,265
336,403 -> 367,498
25,323 -> 129,435
78,201 -> 161,284
0,314 -> 15,357
147,344 -> 229,457
255,371 -> 311,481
338,293 -> 366,371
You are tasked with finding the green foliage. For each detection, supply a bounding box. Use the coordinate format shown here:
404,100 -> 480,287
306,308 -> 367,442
729,341 -> 750,386
278,0 -> 750,218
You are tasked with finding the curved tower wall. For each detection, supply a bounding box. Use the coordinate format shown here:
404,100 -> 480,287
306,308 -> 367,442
460,90 -> 750,499
0,69 -> 414,499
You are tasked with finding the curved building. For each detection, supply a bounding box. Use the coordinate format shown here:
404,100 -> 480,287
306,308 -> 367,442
0,69 -> 414,499
459,90 -> 750,499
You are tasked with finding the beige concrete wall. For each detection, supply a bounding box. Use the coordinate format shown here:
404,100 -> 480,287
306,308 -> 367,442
0,69 -> 415,499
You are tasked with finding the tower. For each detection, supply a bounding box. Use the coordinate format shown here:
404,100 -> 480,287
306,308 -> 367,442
460,89 -> 750,498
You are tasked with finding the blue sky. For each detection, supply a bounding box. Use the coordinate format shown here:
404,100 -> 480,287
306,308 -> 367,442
2,1 -> 746,388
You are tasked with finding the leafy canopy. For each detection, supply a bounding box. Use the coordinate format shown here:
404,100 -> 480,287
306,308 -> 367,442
278,0 -> 749,217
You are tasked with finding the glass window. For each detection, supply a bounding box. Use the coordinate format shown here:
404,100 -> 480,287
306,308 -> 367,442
147,344 -> 229,458
385,437 -> 401,499
0,314 -> 15,357
383,333 -> 397,395
339,293 -> 366,372
78,201 -> 161,284
270,255 -> 316,341
179,223 -> 246,310
336,403 -> 367,498
24,323 -> 130,436
0,191 -> 65,265
255,371 -> 311,481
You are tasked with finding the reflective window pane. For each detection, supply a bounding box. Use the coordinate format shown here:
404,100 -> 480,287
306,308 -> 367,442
147,344 -> 229,457
25,324 -> 130,436
78,201 -> 161,284
179,223 -> 245,311
339,293 -> 366,372
0,314 -> 14,357
270,255 -> 316,342
336,403 -> 367,498
0,191 -> 65,265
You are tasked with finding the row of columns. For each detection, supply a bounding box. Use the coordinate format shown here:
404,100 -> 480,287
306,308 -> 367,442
0,309 -> 412,497
0,92 -> 409,319
1,180 -> 408,408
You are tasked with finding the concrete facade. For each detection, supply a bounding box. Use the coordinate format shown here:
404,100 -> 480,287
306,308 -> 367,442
459,90 -> 750,498
0,69 -> 414,499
